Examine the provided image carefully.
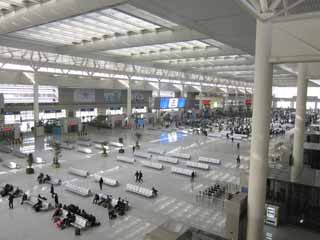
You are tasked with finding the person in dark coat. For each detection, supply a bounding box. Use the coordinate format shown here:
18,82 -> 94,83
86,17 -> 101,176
9,194 -> 14,209
99,177 -> 103,191
50,184 -> 55,198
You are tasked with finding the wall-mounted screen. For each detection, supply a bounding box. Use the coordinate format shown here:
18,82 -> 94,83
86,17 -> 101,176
159,98 -> 186,109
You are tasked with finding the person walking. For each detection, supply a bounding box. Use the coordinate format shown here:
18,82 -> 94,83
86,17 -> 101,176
135,171 -> 139,182
99,177 -> 104,191
8,194 -> 14,209
50,184 -> 55,198
132,145 -> 136,153
236,155 -> 241,168
138,171 -> 143,183
237,142 -> 240,150
191,171 -> 195,182
54,193 -> 59,208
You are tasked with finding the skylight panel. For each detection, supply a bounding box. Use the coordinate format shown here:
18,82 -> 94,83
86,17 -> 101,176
116,4 -> 178,29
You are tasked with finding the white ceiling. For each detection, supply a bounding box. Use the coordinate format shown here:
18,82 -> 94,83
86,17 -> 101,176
0,0 -> 318,89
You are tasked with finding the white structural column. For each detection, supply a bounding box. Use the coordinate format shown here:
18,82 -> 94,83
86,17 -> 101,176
33,73 -> 39,127
247,19 -> 273,240
292,63 -> 308,179
181,84 -> 185,98
199,84 -> 203,110
127,76 -> 132,117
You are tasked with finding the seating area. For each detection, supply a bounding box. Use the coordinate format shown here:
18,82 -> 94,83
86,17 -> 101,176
147,148 -> 165,155
126,184 -> 154,198
94,175 -> 118,186
140,160 -> 163,170
68,167 -> 89,177
109,142 -> 124,148
25,194 -> 54,211
186,161 -> 210,170
77,141 -> 91,147
65,183 -> 92,197
116,156 -> 135,164
134,151 -> 152,159
52,204 -> 100,231
77,147 -> 92,154
0,184 -> 22,197
156,155 -> 179,164
37,173 -> 61,185
198,156 -> 221,165
3,161 -> 20,169
34,157 -> 46,164
94,194 -> 130,219
167,152 -> 191,160
171,167 -> 195,177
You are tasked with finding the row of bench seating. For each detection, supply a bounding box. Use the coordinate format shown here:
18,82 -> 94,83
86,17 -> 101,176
78,141 -> 91,147
167,152 -> 191,160
65,183 -> 92,197
116,156 -> 135,164
134,151 -> 152,159
171,167 -> 195,176
3,161 -> 20,169
77,147 -> 92,154
156,155 -> 179,164
147,148 -> 165,155
25,194 -> 54,211
61,208 -> 89,230
140,160 -> 163,170
198,156 -> 221,165
126,184 -> 153,198
68,167 -> 89,177
94,175 -> 118,187
186,161 -> 209,170
109,142 -> 124,148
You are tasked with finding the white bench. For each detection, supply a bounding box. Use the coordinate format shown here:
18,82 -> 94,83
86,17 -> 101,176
231,135 -> 242,140
78,141 -> 91,147
94,144 -> 109,150
134,151 -> 152,159
94,175 -> 118,186
168,152 -> 191,160
61,209 -> 89,230
116,156 -> 135,164
156,155 -> 179,164
34,157 -> 46,164
186,161 -> 209,170
126,184 -> 153,198
68,167 -> 89,177
77,147 -> 92,154
78,137 -> 91,142
25,195 -> 54,211
109,142 -> 124,148
208,132 -> 222,138
171,167 -> 195,176
60,143 -> 74,150
147,148 -> 165,155
3,161 -> 20,169
140,160 -> 163,170
65,183 -> 92,196
198,156 -> 221,165
234,134 -> 248,139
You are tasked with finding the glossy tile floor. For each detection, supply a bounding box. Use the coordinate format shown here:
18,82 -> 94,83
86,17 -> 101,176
0,126 -> 318,240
